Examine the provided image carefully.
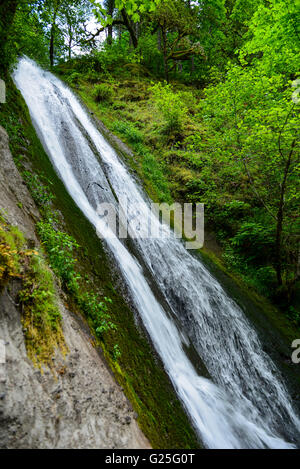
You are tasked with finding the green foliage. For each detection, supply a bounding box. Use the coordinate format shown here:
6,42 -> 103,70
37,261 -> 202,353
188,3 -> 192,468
113,120 -> 143,144
0,218 -> 25,286
19,252 -> 67,367
85,70 -> 100,83
223,246 -> 277,296
150,82 -> 188,134
152,0 -> 202,81
37,217 -> 118,342
66,71 -> 81,85
138,32 -> 163,75
12,4 -> 49,66
287,306 -> 300,329
93,83 -> 113,103
92,0 -> 161,25
112,344 -> 121,361
142,151 -> 172,203
32,175 -> 118,345
112,120 -> 172,202
37,221 -> 81,293
78,292 -> 116,338
240,0 -> 300,76
230,221 -> 275,264
0,1 -> 49,72
200,63 -> 299,291
22,171 -> 55,207
84,40 -> 140,75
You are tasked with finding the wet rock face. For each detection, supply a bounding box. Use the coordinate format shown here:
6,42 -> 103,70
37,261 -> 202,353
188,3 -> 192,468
0,126 -> 39,240
0,284 -> 149,449
0,126 -> 150,449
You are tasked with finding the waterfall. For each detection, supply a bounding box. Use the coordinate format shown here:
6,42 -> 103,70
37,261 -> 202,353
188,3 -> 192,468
14,57 -> 300,449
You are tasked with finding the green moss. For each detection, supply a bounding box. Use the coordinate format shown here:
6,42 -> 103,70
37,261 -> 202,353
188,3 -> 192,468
0,76 -> 200,448
0,215 -> 66,367
0,217 -> 25,286
19,252 -> 67,368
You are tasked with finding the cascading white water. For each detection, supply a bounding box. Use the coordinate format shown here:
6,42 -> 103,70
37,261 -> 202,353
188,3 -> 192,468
14,58 -> 300,449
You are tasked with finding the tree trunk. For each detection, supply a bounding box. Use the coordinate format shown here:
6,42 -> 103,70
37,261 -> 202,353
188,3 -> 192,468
121,10 -> 138,48
0,0 -> 18,73
161,26 -> 169,82
157,28 -> 162,51
49,2 -> 62,68
50,25 -> 55,67
107,25 -> 113,45
274,141 -> 295,286
68,36 -> 72,60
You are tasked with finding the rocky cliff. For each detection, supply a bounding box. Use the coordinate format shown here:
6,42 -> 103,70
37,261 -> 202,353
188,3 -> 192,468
0,125 -> 150,449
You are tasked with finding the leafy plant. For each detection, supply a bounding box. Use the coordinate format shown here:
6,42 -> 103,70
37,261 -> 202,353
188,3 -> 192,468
93,83 -> 113,103
0,216 -> 66,366
78,292 -> 116,338
22,172 -> 55,207
33,182 -> 118,349
112,344 -> 121,361
37,221 -> 81,294
66,71 -> 81,85
113,120 -> 143,144
150,82 -> 188,135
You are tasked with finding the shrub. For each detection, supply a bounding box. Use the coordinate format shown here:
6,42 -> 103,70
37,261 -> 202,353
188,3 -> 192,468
90,39 -> 139,73
142,151 -> 172,203
0,216 -> 66,366
78,293 -> 116,338
66,71 -> 81,85
230,221 -> 275,264
93,83 -> 113,103
36,221 -> 81,294
150,82 -> 188,135
85,71 -> 99,84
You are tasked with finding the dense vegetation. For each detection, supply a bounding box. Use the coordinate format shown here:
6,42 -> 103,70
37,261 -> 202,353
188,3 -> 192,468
0,0 -> 299,448
0,0 -> 299,320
